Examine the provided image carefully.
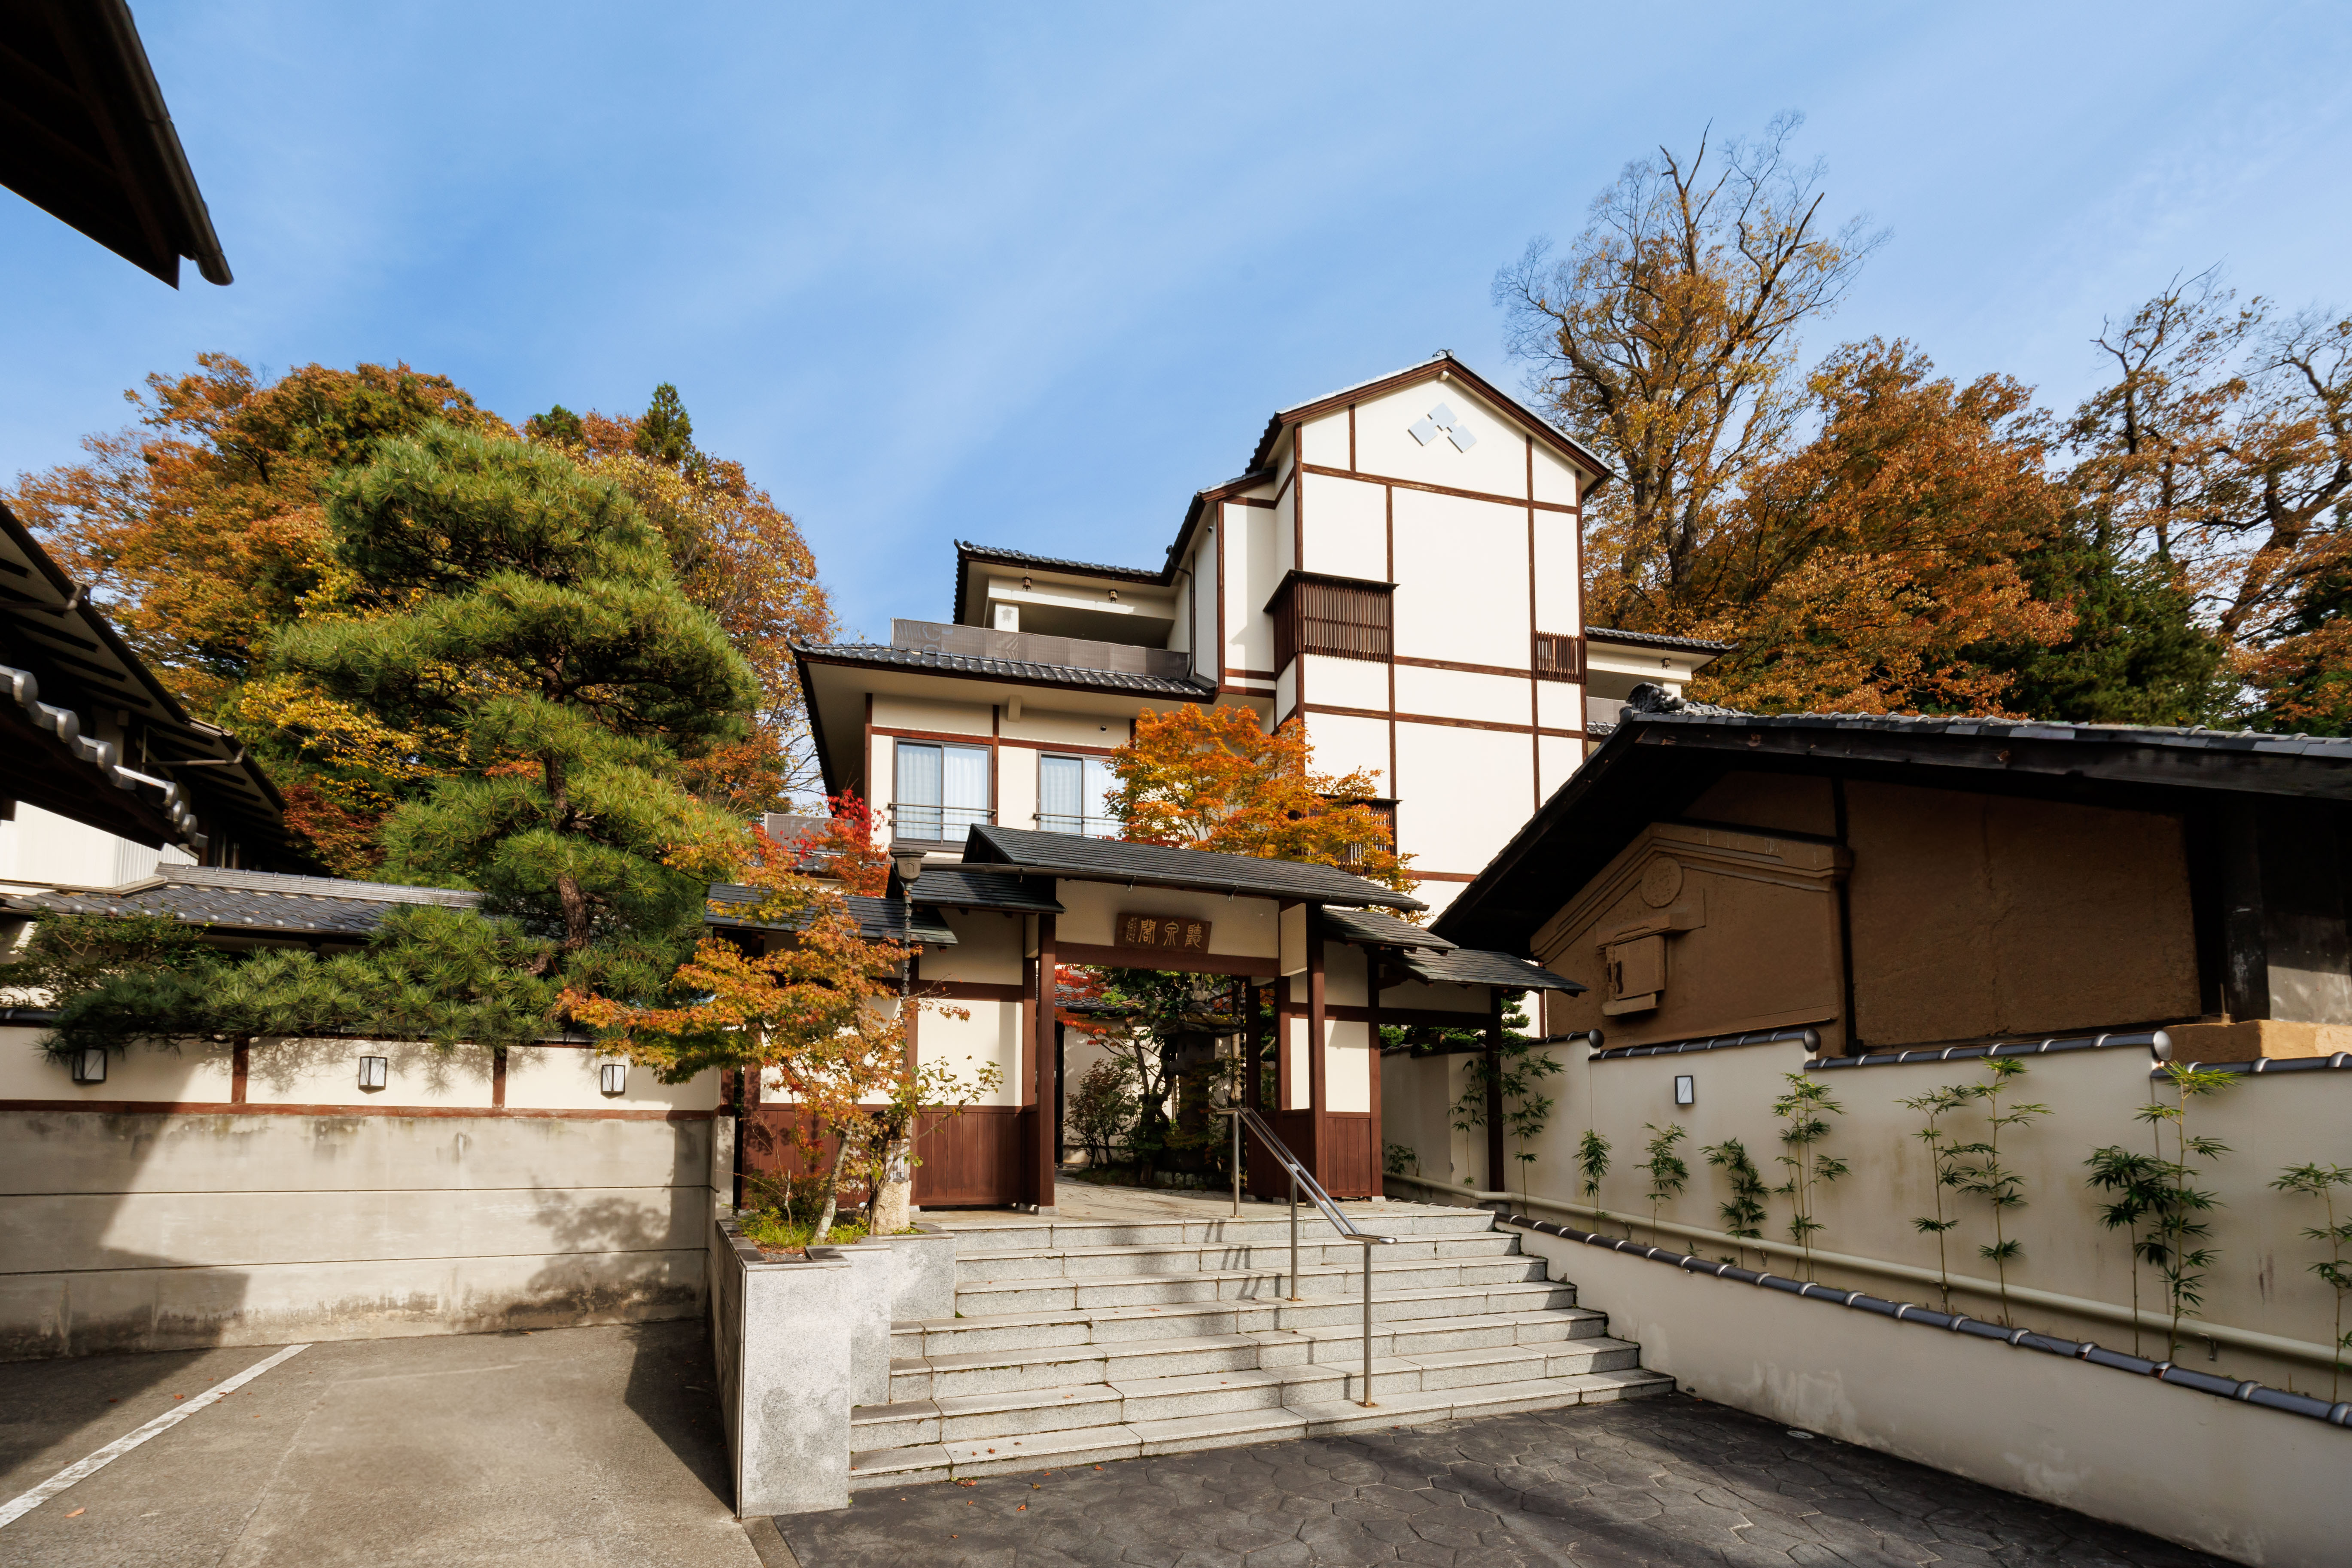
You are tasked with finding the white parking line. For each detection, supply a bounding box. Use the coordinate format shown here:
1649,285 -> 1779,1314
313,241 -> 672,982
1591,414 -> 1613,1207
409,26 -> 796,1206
0,1343 -> 310,1528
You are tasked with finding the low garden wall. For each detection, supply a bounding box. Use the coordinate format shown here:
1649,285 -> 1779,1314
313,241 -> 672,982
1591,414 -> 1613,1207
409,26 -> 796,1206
1499,1219 -> 2350,1568
0,1027 -> 729,1357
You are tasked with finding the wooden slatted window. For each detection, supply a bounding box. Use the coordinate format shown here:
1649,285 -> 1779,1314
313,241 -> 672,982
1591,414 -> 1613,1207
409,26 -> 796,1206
1272,573 -> 1392,667
1533,631 -> 1586,682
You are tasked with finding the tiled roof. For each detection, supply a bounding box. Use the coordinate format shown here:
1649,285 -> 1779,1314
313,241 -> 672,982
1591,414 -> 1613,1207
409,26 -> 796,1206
1,865 -> 478,938
1585,626 -> 1735,654
1396,947 -> 1583,993
794,641 -> 1214,699
1626,703 -> 2352,757
1319,906 -> 1453,950
959,824 -> 1426,911
703,884 -> 960,947
892,865 -> 1064,914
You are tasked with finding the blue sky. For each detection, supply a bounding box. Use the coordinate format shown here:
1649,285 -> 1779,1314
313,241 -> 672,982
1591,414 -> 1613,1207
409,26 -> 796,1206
6,2 -> 2350,639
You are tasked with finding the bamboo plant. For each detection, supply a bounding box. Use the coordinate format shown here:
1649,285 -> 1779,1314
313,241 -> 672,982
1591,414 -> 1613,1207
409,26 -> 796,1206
1703,1137 -> 1769,1269
1640,1122 -> 1690,1247
2084,1145 -> 2169,1358
1951,1058 -> 2049,1327
2136,1062 -> 2236,1362
2272,1161 -> 2352,1401
1899,1084 -> 1974,1312
1576,1129 -> 1613,1234
1770,1073 -> 1849,1280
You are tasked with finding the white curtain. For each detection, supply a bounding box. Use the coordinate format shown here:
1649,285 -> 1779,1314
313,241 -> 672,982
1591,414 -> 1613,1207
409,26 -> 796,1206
941,744 -> 990,831
895,741 -> 943,838
1038,754 -> 1082,832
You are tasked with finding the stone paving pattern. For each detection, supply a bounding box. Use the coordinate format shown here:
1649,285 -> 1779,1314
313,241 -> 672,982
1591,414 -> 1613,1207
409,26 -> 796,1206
782,1393 -> 2225,1567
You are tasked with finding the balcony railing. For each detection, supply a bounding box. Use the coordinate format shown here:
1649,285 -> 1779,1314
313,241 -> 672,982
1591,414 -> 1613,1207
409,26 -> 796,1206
1031,810 -> 1121,840
886,803 -> 995,842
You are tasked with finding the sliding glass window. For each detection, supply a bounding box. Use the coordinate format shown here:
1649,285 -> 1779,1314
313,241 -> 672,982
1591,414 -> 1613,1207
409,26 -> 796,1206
894,740 -> 990,840
1038,753 -> 1118,838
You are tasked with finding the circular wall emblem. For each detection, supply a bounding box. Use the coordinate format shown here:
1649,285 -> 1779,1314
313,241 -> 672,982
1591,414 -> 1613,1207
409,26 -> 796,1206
1640,857 -> 1684,907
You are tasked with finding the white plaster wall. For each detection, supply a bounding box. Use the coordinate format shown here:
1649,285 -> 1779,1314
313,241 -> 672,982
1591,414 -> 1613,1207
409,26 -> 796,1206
1301,654 -> 1388,713
872,694 -> 994,737
865,732 -> 892,835
1273,475 -> 1298,582
995,742 -> 1038,834
0,802 -> 195,890
1393,665 -> 1529,727
1352,380 -> 1532,501
1390,489 -> 1529,670
923,910 -> 1025,984
1538,734 -> 1583,803
1394,722 -> 1534,876
246,1038 -> 493,1109
0,1028 -> 233,1102
1503,1229 -> 2350,1568
1282,1011 -> 1309,1110
505,1049 -> 719,1114
1532,512 -> 1580,632
1299,472 -> 1386,582
1302,709 -> 1389,790
916,1001 -> 1021,1108
1324,1019 -> 1370,1113
1051,880 -> 1279,958
1530,445 -> 1582,508
1274,665 -> 1296,721
1297,410 -> 1350,470
1226,501 -> 1278,678
1535,681 -> 1582,732
1000,707 -> 1121,747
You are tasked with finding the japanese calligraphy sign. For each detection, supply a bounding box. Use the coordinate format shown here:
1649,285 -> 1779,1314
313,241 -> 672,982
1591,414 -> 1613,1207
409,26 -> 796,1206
1117,912 -> 1213,954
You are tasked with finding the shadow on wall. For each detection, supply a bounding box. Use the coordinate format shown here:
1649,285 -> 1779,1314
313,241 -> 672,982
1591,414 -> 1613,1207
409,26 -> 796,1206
517,1181 -> 708,1331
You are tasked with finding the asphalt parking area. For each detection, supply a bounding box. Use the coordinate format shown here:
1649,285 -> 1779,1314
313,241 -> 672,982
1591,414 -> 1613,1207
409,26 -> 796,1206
783,1394 -> 2228,1568
0,1321 -> 757,1568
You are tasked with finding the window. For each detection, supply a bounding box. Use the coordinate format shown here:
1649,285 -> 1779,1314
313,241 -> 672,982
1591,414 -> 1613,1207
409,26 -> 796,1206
1038,753 -> 1118,838
894,740 -> 990,840
1270,573 -> 1392,668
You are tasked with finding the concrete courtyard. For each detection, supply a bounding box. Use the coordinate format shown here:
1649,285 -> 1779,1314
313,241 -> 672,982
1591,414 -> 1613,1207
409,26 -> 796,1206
0,1322 -> 2228,1567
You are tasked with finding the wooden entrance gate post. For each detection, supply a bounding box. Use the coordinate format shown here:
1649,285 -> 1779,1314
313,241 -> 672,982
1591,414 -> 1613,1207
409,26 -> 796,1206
1305,904 -> 1327,1181
1032,910 -> 1057,1212
1484,990 -> 1506,1192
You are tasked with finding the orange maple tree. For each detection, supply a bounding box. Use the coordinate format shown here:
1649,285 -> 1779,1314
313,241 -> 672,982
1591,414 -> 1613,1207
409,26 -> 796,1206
566,825 -> 991,1242
1108,703 -> 1413,897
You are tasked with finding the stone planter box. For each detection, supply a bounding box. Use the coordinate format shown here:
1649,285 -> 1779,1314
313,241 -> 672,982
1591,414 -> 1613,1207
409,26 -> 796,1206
832,1239 -> 896,1406
708,1217 -> 853,1516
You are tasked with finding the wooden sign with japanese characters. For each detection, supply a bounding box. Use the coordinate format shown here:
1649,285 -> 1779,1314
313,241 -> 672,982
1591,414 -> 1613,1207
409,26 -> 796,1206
1117,912 -> 1213,955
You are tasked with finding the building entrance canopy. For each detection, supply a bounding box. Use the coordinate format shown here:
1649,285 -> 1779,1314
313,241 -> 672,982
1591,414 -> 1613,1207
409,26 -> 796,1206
884,825 -> 1579,1209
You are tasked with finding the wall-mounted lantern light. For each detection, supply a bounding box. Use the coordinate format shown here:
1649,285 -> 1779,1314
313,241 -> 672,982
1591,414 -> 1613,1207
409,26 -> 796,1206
358,1055 -> 389,1091
1673,1074 -> 1695,1108
71,1047 -> 107,1084
599,1061 -> 627,1096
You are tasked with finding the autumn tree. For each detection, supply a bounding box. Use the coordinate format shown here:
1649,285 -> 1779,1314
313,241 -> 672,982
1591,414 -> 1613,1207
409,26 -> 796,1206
1108,704 -> 1412,896
569,827 -> 993,1242
1496,115 -> 1880,630
1687,341 -> 2072,714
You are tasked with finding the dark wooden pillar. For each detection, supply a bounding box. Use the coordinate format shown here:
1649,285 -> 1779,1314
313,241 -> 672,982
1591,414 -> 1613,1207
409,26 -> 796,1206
1034,911 -> 1058,1210
1484,990 -> 1506,1193
1366,954 -> 1383,1188
1306,905 -> 1327,1181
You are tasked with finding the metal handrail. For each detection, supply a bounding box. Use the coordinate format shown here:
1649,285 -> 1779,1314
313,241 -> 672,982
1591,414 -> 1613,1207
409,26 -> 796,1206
1218,1103 -> 1397,1407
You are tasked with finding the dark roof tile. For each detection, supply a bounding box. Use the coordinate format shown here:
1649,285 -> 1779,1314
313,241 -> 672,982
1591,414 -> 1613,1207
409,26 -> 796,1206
959,824 -> 1426,910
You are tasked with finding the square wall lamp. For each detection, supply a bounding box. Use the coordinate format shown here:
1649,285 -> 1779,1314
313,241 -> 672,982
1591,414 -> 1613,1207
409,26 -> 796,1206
1673,1074 -> 1695,1107
358,1055 -> 389,1091
70,1047 -> 107,1084
599,1061 -> 627,1096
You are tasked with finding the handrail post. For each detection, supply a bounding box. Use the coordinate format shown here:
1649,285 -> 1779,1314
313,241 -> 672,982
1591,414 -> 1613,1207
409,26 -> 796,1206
1360,1239 -> 1374,1407
1288,1171 -> 1300,1302
1230,1108 -> 1241,1218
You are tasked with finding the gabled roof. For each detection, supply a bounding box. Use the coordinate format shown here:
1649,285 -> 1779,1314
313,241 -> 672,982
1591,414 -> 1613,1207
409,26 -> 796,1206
1433,689 -> 2352,953
1245,353 -> 1614,487
958,824 -> 1427,911
888,865 -> 1064,915
2,865 -> 477,940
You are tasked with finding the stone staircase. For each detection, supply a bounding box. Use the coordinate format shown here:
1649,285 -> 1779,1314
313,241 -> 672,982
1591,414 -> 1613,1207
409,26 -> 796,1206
848,1201 -> 1670,1487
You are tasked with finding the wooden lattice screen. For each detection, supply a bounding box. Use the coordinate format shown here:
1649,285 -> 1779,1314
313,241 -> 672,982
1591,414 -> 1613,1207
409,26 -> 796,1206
1532,631 -> 1585,682
1274,575 -> 1392,667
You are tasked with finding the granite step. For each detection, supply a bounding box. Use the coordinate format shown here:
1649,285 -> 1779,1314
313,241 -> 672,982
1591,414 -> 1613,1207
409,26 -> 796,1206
849,1366 -> 1673,1488
952,1254 -> 1550,1314
951,1231 -> 1522,1282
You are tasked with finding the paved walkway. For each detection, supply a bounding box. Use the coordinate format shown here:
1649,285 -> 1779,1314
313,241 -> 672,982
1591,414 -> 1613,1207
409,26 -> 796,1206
781,1394 -> 2224,1568
0,1322 -> 753,1568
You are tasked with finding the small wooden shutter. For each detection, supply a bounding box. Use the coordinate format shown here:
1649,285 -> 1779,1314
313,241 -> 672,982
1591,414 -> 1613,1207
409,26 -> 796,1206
1274,574 -> 1392,667
1533,632 -> 1585,682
